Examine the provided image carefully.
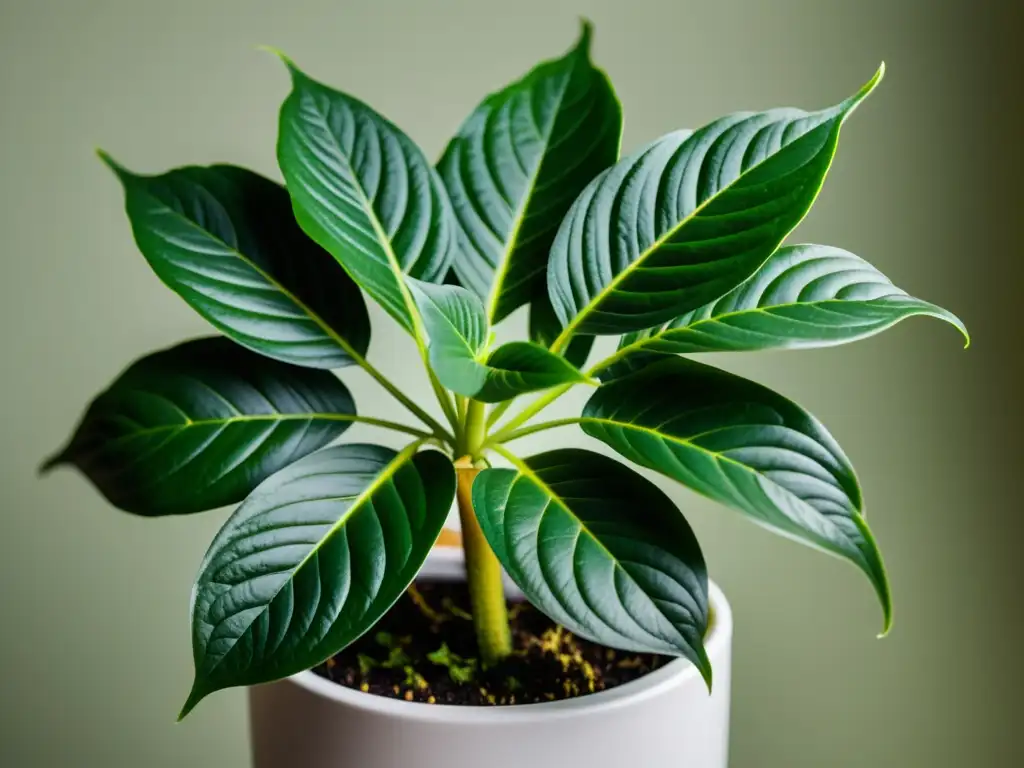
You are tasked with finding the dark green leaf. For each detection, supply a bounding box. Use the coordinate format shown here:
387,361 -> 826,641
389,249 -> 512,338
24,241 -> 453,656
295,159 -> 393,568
529,296 -> 595,370
607,244 -> 968,365
181,443 -> 455,716
276,56 -> 456,334
41,337 -> 356,516
581,356 -> 891,630
547,66 -> 885,339
100,157 -> 369,369
439,20 -> 622,323
473,448 -> 711,677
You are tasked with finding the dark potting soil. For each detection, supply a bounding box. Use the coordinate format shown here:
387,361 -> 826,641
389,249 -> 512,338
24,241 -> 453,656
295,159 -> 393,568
312,581 -> 670,706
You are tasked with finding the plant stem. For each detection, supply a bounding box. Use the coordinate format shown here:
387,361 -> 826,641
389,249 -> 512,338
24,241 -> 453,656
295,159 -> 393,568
485,399 -> 515,429
488,382 -> 576,440
455,402 -> 512,667
328,414 -> 438,440
428,367 -> 460,432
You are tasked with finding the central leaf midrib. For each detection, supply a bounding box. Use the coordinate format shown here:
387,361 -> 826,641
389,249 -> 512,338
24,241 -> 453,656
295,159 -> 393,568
104,412 -> 355,441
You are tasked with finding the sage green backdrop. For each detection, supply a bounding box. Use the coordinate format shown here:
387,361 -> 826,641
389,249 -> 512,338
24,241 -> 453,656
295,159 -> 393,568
1,0 -> 1019,765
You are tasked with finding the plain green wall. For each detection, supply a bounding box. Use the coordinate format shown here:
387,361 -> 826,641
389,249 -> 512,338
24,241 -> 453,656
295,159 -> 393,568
1,0 -> 1019,765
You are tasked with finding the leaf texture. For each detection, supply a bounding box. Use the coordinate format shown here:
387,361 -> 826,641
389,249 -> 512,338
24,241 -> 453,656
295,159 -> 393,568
42,337 -> 356,516
438,21 -> 622,323
101,158 -> 371,369
182,443 -> 455,715
547,66 -> 885,338
473,448 -> 710,676
276,57 -> 456,334
581,356 -> 891,629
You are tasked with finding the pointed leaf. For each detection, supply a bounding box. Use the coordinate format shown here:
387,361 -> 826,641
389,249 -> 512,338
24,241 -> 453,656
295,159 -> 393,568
608,244 -> 968,363
182,443 -> 455,716
276,57 -> 456,334
439,21 -> 622,323
473,448 -> 710,676
100,158 -> 369,369
42,337 -> 357,516
547,66 -> 885,338
581,356 -> 890,630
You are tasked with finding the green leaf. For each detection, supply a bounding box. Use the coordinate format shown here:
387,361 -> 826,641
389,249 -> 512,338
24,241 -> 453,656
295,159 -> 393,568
608,244 -> 968,364
99,157 -> 369,369
476,342 -> 591,403
41,337 -> 356,516
529,296 -> 595,370
474,448 -> 710,678
406,279 -> 489,396
438,20 -> 622,324
581,356 -> 891,631
181,443 -> 455,717
275,55 -> 456,334
547,65 -> 885,340
407,280 -> 590,401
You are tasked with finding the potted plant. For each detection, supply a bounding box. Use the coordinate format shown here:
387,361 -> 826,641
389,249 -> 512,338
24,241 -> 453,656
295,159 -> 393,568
42,21 -> 967,768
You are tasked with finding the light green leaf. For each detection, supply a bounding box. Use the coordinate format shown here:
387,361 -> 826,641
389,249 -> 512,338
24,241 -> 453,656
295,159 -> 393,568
100,158 -> 370,369
473,448 -> 710,678
181,443 -> 456,717
581,356 -> 891,631
439,20 -> 622,323
407,281 -> 590,401
41,337 -> 357,516
275,55 -> 456,334
547,66 -> 885,340
607,244 -> 968,366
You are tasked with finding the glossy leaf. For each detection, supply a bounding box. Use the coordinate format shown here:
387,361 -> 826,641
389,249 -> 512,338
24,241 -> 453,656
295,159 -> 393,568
276,56 -> 456,334
41,337 -> 356,516
477,342 -> 591,403
529,296 -> 595,370
547,66 -> 885,339
473,448 -> 710,676
100,157 -> 369,369
609,244 -> 968,364
182,443 -> 455,716
439,21 -> 622,323
581,356 -> 891,629
408,280 -> 589,401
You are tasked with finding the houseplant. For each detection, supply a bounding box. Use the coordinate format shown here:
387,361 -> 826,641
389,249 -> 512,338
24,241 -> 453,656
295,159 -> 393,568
42,20 -> 967,767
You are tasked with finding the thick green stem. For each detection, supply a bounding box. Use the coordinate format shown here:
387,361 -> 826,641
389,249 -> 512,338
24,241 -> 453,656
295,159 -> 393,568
455,402 -> 512,666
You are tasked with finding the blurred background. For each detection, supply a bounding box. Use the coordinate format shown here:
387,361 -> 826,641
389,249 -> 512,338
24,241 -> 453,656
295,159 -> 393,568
1,0 -> 1019,765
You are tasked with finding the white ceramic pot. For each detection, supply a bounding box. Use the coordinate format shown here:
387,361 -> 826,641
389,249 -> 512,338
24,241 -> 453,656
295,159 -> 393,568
249,546 -> 733,768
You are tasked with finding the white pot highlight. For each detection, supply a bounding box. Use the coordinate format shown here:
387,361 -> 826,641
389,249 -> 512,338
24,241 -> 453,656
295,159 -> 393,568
249,546 -> 732,768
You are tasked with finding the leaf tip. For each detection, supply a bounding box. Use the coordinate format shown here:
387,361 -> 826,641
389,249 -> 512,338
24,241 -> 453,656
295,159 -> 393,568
37,450 -> 66,476
841,62 -> 886,117
695,644 -> 713,694
259,45 -> 300,79
177,684 -> 206,721
575,17 -> 595,55
95,148 -> 129,179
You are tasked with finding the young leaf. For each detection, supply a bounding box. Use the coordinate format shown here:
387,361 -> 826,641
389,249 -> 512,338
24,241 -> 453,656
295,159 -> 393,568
547,65 -> 885,339
41,337 -> 357,516
473,448 -> 710,679
276,56 -> 456,334
438,20 -> 622,324
181,443 -> 456,717
99,158 -> 370,369
407,280 -> 590,401
608,244 -> 968,364
581,356 -> 891,631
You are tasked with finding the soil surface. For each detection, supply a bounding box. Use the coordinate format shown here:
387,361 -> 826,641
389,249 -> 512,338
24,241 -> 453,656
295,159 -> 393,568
313,581 -> 670,706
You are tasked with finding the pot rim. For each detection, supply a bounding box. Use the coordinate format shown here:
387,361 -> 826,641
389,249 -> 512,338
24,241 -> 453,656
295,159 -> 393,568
281,546 -> 732,724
